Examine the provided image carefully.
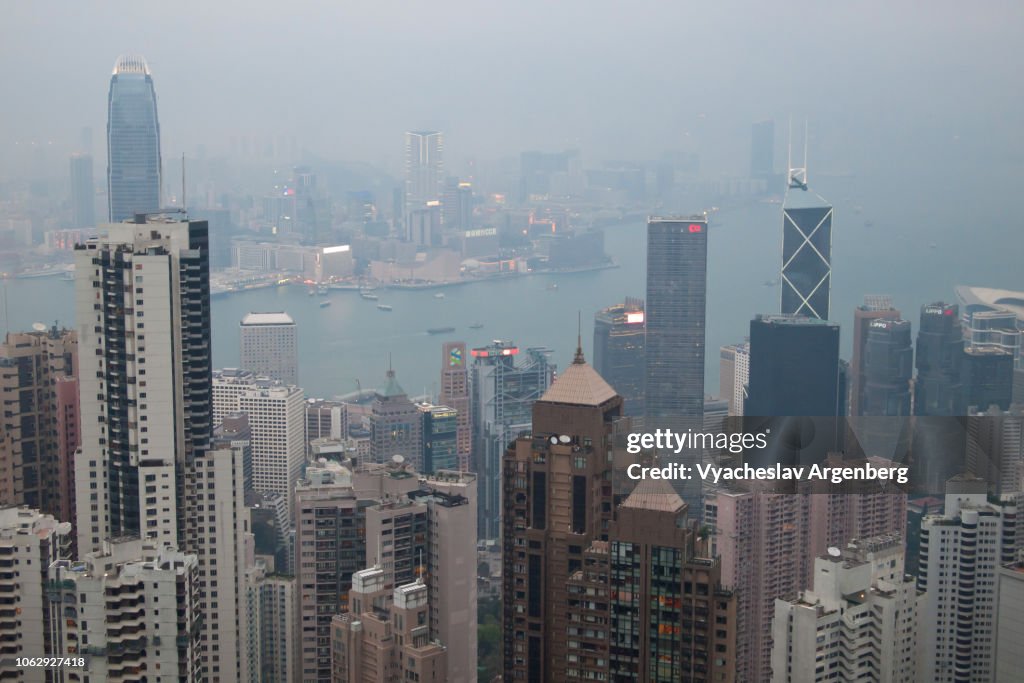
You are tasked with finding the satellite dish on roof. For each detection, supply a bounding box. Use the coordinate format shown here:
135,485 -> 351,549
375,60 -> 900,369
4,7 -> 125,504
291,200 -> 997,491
827,547 -> 841,558
392,454 -> 405,465
32,322 -> 46,332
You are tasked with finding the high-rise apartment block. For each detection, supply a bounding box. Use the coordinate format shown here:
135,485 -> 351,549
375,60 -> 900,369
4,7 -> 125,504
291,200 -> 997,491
471,342 -> 553,539
48,540 -> 202,682
917,480 -> 1020,682
593,297 -> 646,416
239,311 -> 298,385
245,561 -> 297,683
330,568 -> 447,683
213,369 -> 306,508
107,55 -> 162,221
995,561 -> 1024,683
966,404 -> 1024,494
0,327 -> 78,520
74,216 -> 212,555
0,507 -> 70,680
771,535 -> 918,683
439,341 -> 471,471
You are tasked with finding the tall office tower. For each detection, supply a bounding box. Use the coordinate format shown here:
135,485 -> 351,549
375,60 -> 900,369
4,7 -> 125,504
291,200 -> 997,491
70,152 -> 96,228
745,314 -> 841,417
330,568 -> 448,683
245,561 -> 297,683
471,341 -> 553,539
0,327 -> 78,518
106,55 -> 161,221
751,120 -> 775,180
307,399 -> 347,442
850,295 -> 901,416
593,297 -> 646,416
962,346 -> 1014,412
996,561 -> 1024,683
862,318 -> 914,418
967,405 -> 1024,494
956,285 -> 1024,367
73,215 -> 212,555
914,302 -> 964,415
918,481 -> 1020,682
719,341 -> 750,417
240,311 -> 298,385
212,369 -> 305,510
646,216 -> 708,512
370,367 -> 423,468
439,342 -> 471,471
705,488 -> 813,683
49,540 -> 202,681
442,178 -> 474,230
0,507 -> 70,680
407,200 -> 442,245
770,536 -> 917,683
405,131 -> 444,212
418,403 -> 458,472
501,346 -> 624,682
781,163 -> 833,320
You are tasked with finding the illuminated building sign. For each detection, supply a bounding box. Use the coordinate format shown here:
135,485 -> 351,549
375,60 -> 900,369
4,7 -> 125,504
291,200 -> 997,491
626,312 -> 645,324
470,347 -> 519,358
449,347 -> 463,366
688,223 -> 703,233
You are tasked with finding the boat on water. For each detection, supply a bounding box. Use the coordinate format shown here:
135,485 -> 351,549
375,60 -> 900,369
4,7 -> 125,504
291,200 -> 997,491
433,292 -> 445,299
427,326 -> 455,335
469,322 -> 484,329
317,286 -> 329,296
15,266 -> 68,279
546,283 -> 559,291
319,300 -> 332,308
360,291 -> 379,300
377,304 -> 393,312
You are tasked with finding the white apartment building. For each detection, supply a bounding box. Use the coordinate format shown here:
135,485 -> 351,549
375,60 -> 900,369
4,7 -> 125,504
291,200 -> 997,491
240,311 -> 298,385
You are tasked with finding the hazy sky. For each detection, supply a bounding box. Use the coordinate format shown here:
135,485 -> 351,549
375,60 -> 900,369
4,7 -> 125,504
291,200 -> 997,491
2,1 -> 1023,177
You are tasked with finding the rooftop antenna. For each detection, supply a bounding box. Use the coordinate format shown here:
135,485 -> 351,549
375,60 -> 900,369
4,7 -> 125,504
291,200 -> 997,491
787,116 -> 808,191
573,310 -> 585,364
181,154 -> 186,212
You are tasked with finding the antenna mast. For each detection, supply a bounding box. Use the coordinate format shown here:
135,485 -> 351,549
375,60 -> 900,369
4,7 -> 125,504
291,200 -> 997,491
181,154 -> 186,212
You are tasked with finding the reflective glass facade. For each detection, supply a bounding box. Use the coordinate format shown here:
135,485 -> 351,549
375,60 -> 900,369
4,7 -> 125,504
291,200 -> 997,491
781,189 -> 833,320
107,56 -> 161,221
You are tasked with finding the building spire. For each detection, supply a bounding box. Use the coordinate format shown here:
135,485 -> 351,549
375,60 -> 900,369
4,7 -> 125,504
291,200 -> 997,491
574,310 -> 585,364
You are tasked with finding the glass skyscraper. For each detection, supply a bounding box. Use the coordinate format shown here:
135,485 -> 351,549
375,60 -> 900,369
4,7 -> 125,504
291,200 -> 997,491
107,55 -> 161,221
781,182 -> 833,320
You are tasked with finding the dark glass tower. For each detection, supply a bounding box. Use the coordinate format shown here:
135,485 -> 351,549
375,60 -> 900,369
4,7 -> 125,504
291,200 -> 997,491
745,314 -> 841,417
862,318 -> 914,416
914,303 -> 963,416
593,297 -> 645,416
781,183 -> 833,320
962,346 -> 1013,412
107,55 -> 161,221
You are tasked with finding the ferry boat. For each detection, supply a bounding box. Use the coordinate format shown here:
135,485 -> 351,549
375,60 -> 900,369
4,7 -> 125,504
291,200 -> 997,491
319,300 -> 332,308
360,290 -> 379,300
377,304 -> 393,312
469,322 -> 484,329
427,327 -> 455,335
433,292 -> 445,299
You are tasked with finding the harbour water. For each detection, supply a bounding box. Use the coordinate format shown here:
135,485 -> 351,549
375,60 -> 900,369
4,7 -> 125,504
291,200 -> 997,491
2,172 -> 1020,401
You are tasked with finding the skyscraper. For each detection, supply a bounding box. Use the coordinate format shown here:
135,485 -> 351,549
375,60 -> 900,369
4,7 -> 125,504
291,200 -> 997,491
745,314 -> 841,418
918,480 -> 1019,682
719,341 -> 750,417
370,367 -> 423,469
781,173 -> 833,320
771,536 -> 917,683
862,318 -> 914,416
439,341 -> 471,471
69,152 -> 95,228
470,342 -> 553,539
593,297 -> 646,416
645,216 -> 708,512
914,302 -> 964,415
418,402 -> 458,473
107,55 -> 162,221
850,295 -> 901,417
239,311 -> 299,385
405,131 -> 443,214
0,327 -> 78,519
962,345 -> 1014,412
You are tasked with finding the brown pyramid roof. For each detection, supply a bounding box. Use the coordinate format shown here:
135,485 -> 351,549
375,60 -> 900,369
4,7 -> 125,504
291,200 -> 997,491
539,359 -> 618,406
620,478 -> 686,513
